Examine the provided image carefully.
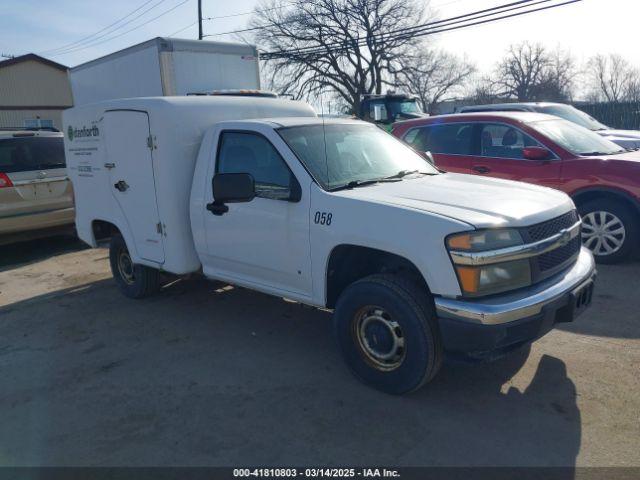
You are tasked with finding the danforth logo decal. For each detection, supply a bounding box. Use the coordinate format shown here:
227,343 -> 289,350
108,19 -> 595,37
67,125 -> 99,141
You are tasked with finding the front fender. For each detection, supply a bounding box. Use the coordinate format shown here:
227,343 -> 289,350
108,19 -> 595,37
309,185 -> 471,306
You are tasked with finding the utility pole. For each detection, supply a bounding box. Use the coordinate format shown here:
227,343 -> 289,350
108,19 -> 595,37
198,0 -> 203,40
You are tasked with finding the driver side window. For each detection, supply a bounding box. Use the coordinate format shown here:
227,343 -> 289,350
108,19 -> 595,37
479,123 -> 541,160
217,131 -> 296,200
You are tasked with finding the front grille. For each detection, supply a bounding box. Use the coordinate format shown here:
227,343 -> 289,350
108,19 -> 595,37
538,236 -> 581,271
521,210 -> 581,280
526,210 -> 579,242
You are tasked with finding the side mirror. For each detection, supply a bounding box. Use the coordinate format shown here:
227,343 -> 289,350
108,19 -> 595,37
523,146 -> 552,161
373,104 -> 385,123
207,173 -> 255,215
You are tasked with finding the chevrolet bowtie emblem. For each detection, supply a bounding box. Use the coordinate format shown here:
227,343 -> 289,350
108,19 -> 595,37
558,229 -> 572,246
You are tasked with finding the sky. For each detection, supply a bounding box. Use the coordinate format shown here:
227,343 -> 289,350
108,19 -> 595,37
1,0 -> 638,78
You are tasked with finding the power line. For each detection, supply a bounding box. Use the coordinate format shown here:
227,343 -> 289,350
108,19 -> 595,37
260,0 -> 579,59
201,0 -> 491,38
49,0 -> 190,57
204,3 -> 296,20
169,21 -> 198,36
203,26 -> 263,37
271,0 -> 538,55
39,0 -> 167,55
203,0 -> 470,23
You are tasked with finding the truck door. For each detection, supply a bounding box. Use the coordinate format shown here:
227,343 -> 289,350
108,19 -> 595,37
202,129 -> 312,298
103,110 -> 165,263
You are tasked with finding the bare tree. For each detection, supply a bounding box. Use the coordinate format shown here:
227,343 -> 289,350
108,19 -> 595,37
534,47 -> 577,101
494,42 -> 551,101
587,54 -> 639,103
466,76 -> 502,104
626,79 -> 640,103
393,47 -> 475,113
250,0 -> 429,111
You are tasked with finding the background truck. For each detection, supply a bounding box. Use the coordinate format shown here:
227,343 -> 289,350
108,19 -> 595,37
64,95 -> 596,394
356,93 -> 426,127
69,37 -> 261,105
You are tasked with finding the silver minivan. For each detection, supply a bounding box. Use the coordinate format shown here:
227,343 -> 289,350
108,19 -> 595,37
0,129 -> 74,245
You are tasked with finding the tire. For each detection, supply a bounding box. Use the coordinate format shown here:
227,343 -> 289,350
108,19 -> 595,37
109,234 -> 161,298
333,273 -> 443,395
578,199 -> 639,264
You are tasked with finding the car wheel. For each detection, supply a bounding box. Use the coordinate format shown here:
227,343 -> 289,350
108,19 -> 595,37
109,234 -> 161,298
579,199 -> 638,264
333,273 -> 443,394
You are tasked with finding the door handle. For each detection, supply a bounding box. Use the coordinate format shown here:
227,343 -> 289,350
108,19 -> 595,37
473,166 -> 491,174
104,162 -> 116,169
114,180 -> 129,192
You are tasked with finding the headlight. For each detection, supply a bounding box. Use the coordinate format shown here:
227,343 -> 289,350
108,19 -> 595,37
447,229 -> 532,297
447,229 -> 523,251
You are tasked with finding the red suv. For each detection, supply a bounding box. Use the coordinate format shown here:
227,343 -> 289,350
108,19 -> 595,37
392,112 -> 640,263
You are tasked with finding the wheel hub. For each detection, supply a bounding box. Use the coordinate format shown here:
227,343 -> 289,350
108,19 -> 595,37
117,250 -> 135,285
581,211 -> 626,257
353,306 -> 405,371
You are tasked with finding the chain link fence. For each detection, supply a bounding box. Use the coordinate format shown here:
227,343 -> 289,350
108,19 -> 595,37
574,102 -> 640,130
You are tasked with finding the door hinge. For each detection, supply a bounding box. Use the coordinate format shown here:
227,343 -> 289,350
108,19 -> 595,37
156,222 -> 166,236
147,135 -> 157,150
156,222 -> 163,234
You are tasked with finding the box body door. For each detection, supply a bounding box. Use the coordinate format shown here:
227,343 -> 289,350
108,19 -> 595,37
103,110 -> 165,263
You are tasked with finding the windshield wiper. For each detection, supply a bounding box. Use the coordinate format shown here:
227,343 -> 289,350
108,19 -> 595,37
383,169 -> 436,180
327,178 -> 401,192
327,169 -> 437,192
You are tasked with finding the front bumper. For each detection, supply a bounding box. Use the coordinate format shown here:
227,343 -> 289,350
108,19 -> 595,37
434,247 -> 596,360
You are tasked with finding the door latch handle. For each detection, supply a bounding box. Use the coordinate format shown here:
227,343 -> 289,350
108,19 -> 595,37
114,180 -> 129,192
104,162 -> 116,170
473,166 -> 491,174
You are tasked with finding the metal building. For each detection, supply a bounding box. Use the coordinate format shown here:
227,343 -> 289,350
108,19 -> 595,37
0,54 -> 72,130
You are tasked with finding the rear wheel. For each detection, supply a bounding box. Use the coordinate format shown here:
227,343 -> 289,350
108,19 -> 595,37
109,234 -> 160,298
333,274 -> 442,394
579,199 -> 638,264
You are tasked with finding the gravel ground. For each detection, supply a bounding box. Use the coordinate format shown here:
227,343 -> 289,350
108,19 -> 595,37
0,236 -> 638,467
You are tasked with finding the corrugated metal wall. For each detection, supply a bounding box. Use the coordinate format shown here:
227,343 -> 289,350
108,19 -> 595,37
0,59 -> 72,129
0,60 -> 72,106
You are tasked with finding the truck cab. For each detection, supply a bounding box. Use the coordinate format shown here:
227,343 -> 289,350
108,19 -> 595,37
64,97 -> 596,395
358,94 -> 426,127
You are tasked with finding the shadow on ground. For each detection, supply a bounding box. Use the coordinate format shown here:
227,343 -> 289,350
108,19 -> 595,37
0,276 -> 580,471
555,260 -> 640,339
0,235 -> 87,272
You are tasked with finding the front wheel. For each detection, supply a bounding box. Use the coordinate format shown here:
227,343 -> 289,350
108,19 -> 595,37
579,199 -> 638,264
109,234 -> 161,298
333,274 -> 443,395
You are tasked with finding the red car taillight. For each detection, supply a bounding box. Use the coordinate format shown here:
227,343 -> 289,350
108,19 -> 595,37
0,172 -> 13,188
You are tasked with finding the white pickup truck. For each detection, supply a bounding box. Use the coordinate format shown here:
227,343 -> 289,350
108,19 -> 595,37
64,96 -> 596,394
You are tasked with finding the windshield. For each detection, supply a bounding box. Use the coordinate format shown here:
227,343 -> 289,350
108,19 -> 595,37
538,105 -> 608,131
532,119 -> 625,156
388,100 -> 422,116
278,123 -> 438,190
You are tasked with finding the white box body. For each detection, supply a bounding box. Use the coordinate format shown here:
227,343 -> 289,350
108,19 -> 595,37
69,37 -> 261,105
63,96 -> 316,274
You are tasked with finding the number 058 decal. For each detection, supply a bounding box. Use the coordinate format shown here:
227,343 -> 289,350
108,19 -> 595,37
314,211 -> 332,225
